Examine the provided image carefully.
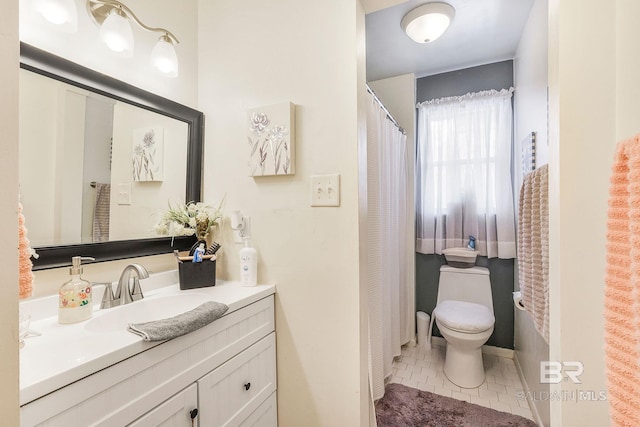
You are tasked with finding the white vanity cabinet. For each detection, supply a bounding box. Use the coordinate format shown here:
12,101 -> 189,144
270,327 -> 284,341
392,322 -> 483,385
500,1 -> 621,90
20,291 -> 277,427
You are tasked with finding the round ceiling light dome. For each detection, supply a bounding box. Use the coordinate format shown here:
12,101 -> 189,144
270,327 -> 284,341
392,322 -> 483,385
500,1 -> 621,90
401,2 -> 455,44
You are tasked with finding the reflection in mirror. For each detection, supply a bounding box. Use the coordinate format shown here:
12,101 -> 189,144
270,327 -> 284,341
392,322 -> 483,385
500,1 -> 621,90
20,42 -> 203,270
20,69 -> 188,246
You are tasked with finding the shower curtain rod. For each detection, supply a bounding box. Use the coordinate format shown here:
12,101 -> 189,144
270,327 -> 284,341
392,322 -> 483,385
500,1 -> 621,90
366,84 -> 406,135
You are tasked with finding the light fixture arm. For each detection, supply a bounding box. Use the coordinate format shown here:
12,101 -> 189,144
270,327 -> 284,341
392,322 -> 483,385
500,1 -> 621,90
87,0 -> 179,44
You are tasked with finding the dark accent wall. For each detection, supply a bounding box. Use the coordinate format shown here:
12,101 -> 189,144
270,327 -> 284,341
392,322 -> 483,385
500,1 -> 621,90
416,254 -> 515,349
416,60 -> 515,349
417,60 -> 514,102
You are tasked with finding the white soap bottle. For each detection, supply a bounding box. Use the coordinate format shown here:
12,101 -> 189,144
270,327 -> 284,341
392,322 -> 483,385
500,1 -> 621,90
58,256 -> 95,324
239,238 -> 257,287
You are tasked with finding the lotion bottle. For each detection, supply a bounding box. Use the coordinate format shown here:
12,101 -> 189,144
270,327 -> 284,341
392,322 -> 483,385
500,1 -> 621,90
58,256 -> 95,324
239,238 -> 257,287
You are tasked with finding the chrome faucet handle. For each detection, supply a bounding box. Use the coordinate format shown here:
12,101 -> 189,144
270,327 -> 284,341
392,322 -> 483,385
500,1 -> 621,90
117,264 -> 149,305
119,280 -> 134,305
92,282 -> 119,309
130,277 -> 144,302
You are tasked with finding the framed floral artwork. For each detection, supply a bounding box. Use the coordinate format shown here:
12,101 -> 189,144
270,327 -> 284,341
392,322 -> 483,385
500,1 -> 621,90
247,102 -> 296,176
132,127 -> 164,182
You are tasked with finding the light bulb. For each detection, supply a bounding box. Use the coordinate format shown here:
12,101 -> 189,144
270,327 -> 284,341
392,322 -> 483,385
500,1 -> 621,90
150,34 -> 179,77
99,8 -> 134,57
32,0 -> 78,32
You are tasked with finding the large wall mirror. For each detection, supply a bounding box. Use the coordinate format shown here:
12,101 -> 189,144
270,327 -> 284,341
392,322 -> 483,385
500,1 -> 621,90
20,43 -> 202,270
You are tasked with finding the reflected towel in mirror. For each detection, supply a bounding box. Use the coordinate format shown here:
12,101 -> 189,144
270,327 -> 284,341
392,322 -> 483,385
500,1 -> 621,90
92,183 -> 111,243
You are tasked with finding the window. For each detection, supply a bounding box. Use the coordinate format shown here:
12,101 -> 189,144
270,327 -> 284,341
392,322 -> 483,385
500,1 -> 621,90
415,88 -> 516,259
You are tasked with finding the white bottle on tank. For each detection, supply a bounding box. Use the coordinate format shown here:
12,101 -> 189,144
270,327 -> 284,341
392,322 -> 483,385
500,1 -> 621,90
240,238 -> 257,286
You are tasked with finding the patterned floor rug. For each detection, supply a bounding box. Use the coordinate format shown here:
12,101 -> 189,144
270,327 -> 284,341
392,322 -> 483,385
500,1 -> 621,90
376,383 -> 538,427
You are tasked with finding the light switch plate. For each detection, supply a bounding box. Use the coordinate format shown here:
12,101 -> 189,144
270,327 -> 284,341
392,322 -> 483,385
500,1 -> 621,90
117,183 -> 132,205
310,174 -> 340,207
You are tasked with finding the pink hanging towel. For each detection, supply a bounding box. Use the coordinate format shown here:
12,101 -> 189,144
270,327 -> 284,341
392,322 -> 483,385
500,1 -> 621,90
605,135 -> 640,427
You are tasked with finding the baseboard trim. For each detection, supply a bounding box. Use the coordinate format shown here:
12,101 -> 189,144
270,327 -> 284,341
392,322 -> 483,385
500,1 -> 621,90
430,336 -> 514,359
513,351 -> 544,427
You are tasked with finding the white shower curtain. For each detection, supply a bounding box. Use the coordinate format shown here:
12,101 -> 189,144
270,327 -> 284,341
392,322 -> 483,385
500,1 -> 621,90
366,91 -> 411,403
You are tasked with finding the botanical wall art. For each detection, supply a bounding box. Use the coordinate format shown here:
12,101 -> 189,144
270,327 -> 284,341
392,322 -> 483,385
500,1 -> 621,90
132,127 -> 164,181
247,102 -> 296,176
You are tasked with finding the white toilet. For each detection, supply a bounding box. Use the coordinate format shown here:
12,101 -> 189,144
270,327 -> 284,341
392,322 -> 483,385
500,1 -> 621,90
430,263 -> 495,388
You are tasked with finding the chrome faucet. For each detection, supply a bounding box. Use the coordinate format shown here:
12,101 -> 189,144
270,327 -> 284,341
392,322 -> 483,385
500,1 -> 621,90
98,264 -> 149,308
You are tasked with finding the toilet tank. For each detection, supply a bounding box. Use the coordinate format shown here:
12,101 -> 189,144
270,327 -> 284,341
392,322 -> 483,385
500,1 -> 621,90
437,265 -> 493,312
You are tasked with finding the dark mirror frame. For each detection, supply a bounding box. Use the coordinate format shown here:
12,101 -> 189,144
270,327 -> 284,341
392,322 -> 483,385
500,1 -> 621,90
20,42 -> 202,270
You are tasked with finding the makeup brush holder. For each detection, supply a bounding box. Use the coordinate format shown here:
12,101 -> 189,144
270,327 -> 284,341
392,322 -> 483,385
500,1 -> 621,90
178,259 -> 216,290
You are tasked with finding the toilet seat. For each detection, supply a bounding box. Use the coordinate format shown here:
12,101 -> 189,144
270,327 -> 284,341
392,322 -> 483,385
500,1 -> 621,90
434,300 -> 494,333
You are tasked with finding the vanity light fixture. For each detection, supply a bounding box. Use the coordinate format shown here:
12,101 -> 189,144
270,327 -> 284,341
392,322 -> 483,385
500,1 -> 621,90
401,2 -> 455,44
32,0 -> 78,32
87,0 -> 180,77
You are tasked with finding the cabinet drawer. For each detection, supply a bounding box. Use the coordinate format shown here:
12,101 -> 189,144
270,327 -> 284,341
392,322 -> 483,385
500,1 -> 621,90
198,333 -> 276,427
128,384 -> 197,427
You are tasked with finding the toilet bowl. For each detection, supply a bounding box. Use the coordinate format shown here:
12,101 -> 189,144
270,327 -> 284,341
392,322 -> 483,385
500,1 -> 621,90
429,265 -> 495,388
434,300 -> 494,388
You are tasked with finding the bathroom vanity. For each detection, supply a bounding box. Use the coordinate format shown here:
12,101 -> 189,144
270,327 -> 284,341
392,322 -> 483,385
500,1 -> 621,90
19,275 -> 276,426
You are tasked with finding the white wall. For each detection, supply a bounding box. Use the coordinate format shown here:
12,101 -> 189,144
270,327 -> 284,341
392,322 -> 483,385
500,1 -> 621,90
0,0 -> 20,422
548,0 -> 614,424
19,0 -> 199,297
360,0 -> 407,14
615,0 -> 640,142
512,1 -> 550,425
197,0 -> 367,425
514,0 -> 549,178
19,0 -> 198,107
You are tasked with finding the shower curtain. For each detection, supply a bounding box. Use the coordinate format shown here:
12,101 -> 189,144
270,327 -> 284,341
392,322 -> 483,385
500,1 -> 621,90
366,90 -> 411,403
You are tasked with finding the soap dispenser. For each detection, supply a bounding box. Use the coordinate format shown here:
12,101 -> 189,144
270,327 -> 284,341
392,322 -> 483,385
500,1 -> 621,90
239,238 -> 258,287
58,256 -> 95,324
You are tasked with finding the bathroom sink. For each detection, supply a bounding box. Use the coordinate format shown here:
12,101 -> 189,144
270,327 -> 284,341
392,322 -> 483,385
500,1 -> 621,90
85,293 -> 209,333
442,247 -> 478,268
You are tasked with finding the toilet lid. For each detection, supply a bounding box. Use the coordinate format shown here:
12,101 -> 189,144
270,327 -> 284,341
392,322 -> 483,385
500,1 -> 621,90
434,300 -> 495,333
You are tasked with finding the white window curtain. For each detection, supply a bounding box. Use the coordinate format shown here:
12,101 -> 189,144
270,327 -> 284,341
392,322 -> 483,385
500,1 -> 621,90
366,90 -> 411,403
416,88 -> 516,259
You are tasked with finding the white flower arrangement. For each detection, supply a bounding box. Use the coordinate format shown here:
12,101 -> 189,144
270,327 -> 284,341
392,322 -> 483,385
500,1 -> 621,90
155,200 -> 223,240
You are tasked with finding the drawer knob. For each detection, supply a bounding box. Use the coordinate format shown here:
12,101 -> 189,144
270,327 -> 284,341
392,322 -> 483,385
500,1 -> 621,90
244,382 -> 251,391
190,408 -> 199,419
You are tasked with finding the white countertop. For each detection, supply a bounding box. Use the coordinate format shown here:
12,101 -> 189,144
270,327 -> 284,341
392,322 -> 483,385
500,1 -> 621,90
19,273 -> 275,406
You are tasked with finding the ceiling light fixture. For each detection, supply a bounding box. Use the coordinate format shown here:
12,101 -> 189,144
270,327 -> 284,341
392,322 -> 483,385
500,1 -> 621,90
32,0 -> 78,32
401,2 -> 455,44
87,0 -> 180,77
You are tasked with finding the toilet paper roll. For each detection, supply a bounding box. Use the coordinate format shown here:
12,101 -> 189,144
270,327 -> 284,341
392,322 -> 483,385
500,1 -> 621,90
513,291 -> 526,311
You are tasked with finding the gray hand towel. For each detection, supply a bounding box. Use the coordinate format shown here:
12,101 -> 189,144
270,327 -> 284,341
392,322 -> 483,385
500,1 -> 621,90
127,301 -> 229,342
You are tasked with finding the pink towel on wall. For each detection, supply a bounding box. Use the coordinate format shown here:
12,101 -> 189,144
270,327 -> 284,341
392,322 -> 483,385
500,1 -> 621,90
605,135 -> 640,427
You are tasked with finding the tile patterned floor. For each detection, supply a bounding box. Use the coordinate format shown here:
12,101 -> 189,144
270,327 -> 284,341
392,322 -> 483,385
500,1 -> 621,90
389,343 -> 535,421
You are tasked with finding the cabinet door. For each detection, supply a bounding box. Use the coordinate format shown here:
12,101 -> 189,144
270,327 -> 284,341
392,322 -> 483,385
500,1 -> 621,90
198,333 -> 276,427
128,384 -> 198,427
